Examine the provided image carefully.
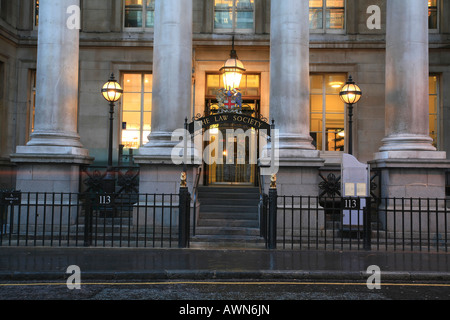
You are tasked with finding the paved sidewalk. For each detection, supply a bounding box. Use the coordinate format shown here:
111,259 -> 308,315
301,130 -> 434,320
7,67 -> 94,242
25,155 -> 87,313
1,247 -> 450,281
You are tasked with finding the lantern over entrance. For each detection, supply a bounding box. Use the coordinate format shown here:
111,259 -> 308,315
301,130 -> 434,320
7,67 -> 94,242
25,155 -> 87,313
220,38 -> 246,91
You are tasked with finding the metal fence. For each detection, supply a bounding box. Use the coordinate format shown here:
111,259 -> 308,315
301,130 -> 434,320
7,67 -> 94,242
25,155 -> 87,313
271,195 -> 450,252
0,192 -> 182,248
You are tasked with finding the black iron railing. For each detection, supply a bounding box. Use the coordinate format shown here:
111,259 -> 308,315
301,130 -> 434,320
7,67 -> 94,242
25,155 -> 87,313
269,195 -> 449,252
0,191 -> 189,248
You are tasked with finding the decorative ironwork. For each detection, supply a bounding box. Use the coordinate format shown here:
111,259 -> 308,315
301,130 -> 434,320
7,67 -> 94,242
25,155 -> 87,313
319,173 -> 341,198
81,166 -> 139,195
117,167 -> 140,194
82,168 -> 107,194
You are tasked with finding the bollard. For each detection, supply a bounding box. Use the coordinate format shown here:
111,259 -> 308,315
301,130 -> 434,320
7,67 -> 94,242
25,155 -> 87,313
178,186 -> 191,248
268,187 -> 277,249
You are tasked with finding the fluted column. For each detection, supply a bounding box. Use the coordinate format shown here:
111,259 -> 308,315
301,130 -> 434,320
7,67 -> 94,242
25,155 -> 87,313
380,0 -> 435,153
134,0 -> 196,194
269,0 -> 318,158
139,0 -> 193,160
371,0 -> 449,200
265,0 -> 323,198
28,0 -> 83,148
11,0 -> 92,193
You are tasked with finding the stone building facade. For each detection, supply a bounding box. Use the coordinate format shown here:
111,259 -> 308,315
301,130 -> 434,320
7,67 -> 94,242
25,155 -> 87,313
0,0 -> 449,199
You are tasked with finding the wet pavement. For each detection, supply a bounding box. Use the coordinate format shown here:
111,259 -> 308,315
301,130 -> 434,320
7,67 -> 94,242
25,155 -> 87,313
0,247 -> 450,281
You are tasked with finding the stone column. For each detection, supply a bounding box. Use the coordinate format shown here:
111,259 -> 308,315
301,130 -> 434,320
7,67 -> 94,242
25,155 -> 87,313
267,0 -> 324,197
269,0 -> 318,157
11,0 -> 92,193
134,0 -> 196,194
380,0 -> 436,153
371,0 -> 449,200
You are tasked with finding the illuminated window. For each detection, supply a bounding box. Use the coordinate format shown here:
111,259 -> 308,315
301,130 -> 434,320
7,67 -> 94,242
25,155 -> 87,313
428,0 -> 438,30
310,74 -> 346,152
214,0 -> 255,33
27,70 -> 37,142
124,0 -> 155,30
309,0 -> 345,31
206,74 -> 260,97
34,0 -> 39,28
429,75 -> 440,149
121,73 -> 152,149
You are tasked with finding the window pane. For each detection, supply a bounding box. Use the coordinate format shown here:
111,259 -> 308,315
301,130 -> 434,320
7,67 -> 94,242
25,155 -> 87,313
125,0 -> 143,28
310,0 -> 323,7
123,93 -> 142,111
429,76 -> 437,95
144,74 -> 153,92
310,75 -> 323,94
236,0 -> 254,30
326,95 -> 345,114
214,0 -> 233,30
123,112 -> 141,131
143,112 -> 152,131
326,74 -> 346,94
144,93 -> 152,112
428,0 -> 438,29
243,74 -> 259,96
326,8 -> 345,29
34,0 -> 39,27
146,0 -> 155,28
310,132 -> 322,151
429,114 -> 438,147
310,95 -> 323,113
124,74 -> 142,92
122,130 -> 141,149
310,73 -> 346,152
207,74 -> 221,96
309,9 -> 323,29
326,0 -> 344,7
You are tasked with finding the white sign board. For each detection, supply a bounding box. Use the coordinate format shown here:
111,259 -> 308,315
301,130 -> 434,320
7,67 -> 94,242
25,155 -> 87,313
341,154 -> 369,229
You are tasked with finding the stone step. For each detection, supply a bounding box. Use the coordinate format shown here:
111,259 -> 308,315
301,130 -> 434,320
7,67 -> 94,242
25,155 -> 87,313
190,235 -> 266,249
198,211 -> 259,220
199,198 -> 260,205
199,204 -> 259,213
197,218 -> 259,228
195,226 -> 261,237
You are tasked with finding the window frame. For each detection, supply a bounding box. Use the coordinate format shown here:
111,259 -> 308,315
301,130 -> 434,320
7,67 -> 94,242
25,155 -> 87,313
428,0 -> 440,33
310,73 -> 347,153
309,0 -> 346,34
33,0 -> 39,30
213,0 -> 256,34
123,0 -> 155,32
429,74 -> 441,150
120,72 -> 153,150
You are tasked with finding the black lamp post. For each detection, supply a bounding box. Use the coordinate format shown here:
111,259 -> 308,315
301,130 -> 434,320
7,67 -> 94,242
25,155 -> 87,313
101,73 -> 123,193
339,75 -> 362,155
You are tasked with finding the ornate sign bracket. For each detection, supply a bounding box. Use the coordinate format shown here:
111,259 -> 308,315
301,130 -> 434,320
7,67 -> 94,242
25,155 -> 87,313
188,112 -> 272,136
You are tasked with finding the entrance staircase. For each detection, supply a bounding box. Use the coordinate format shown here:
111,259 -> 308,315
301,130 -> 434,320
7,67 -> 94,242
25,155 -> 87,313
191,186 -> 266,249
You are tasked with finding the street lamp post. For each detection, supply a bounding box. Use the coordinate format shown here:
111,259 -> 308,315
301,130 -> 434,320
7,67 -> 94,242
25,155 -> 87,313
101,73 -> 123,193
339,76 -> 362,155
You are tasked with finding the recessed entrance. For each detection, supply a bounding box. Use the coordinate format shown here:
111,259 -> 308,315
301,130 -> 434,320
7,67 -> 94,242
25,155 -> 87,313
204,73 -> 261,186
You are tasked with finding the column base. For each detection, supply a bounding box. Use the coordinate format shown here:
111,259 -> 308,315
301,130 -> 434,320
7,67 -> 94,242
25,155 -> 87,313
370,151 -> 450,199
135,161 -> 199,195
379,134 -> 437,152
10,146 -> 93,193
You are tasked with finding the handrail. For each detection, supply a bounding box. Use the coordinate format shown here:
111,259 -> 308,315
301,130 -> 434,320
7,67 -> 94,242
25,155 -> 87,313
192,166 -> 202,236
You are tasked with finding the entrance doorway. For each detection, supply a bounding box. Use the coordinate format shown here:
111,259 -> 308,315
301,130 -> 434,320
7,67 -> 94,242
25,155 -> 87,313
204,101 -> 260,186
203,73 -> 261,186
